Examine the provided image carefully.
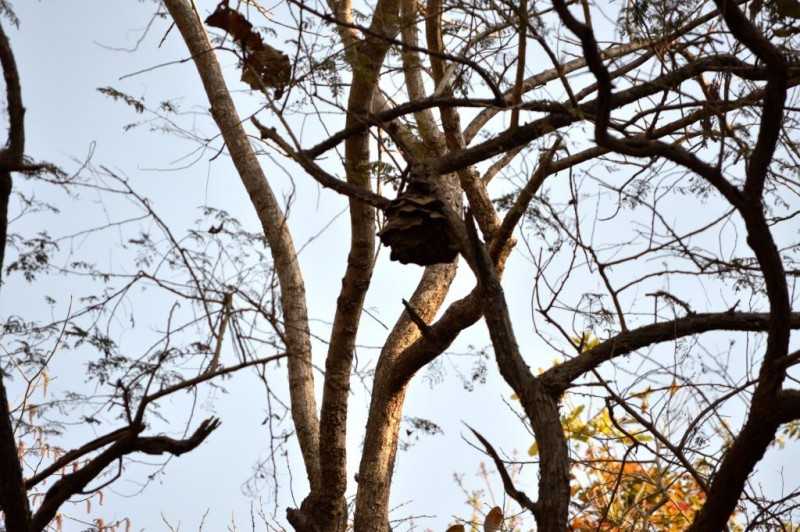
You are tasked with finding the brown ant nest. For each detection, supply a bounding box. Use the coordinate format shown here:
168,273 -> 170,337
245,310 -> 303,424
378,181 -> 459,266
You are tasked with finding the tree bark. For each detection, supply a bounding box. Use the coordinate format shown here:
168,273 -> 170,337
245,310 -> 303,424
353,263 -> 457,530
0,19 -> 31,532
0,378 -> 30,532
312,0 -> 403,528
162,0 -> 321,492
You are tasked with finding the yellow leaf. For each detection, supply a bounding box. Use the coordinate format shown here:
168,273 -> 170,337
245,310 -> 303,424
593,409 -> 616,436
528,441 -> 539,456
571,331 -> 601,352
565,404 -> 585,421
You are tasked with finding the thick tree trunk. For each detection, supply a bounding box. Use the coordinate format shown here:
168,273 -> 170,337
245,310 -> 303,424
313,1 -> 401,528
162,0 -> 321,492
353,267 -> 455,530
0,19 -> 31,532
0,376 -> 31,532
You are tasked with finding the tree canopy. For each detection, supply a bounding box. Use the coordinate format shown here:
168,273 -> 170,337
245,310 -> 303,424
1,0 -> 800,530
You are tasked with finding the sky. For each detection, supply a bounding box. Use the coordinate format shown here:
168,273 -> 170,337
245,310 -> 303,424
5,0 -> 800,531
9,2 -> 545,529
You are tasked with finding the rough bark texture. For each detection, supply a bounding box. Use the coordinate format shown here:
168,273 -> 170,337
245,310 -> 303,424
162,0 -> 321,492
425,0 -> 500,240
157,0 -> 800,529
465,217 -> 569,531
315,0 -> 400,525
353,263 -> 457,530
345,5 -> 470,528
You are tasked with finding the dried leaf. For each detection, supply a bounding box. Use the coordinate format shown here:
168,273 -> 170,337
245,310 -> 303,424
205,2 -> 290,98
241,47 -> 291,98
206,3 -> 260,48
484,506 -> 503,532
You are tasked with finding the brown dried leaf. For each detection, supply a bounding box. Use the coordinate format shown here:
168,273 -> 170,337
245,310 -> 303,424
484,506 -> 503,532
206,3 -> 261,49
205,3 -> 290,98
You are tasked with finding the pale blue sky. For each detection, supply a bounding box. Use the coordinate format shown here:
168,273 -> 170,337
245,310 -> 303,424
6,1 -> 799,530
9,2 -> 544,529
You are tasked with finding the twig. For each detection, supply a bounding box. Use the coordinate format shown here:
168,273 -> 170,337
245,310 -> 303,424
464,423 -> 540,518
402,299 -> 432,337
252,117 -> 391,210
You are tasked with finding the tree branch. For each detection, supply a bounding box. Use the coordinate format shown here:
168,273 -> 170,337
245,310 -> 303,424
489,138 -> 560,260
253,118 -> 391,209
463,213 -> 569,531
163,0 -> 321,493
30,418 -> 220,532
708,0 -> 788,200
548,3 -> 794,528
429,55 -> 790,180
0,376 -> 30,532
318,0 -> 401,526
465,424 -> 539,518
0,18 -> 23,168
0,20 -> 30,532
286,0 -> 506,103
541,312 -> 800,393
25,427 -> 131,489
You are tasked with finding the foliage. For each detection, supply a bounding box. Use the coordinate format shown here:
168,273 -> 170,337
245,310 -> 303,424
3,0 -> 800,530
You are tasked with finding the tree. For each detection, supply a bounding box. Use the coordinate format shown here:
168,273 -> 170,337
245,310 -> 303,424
2,0 -> 800,530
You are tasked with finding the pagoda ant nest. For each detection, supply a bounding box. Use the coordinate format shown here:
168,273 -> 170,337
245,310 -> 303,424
378,181 -> 459,266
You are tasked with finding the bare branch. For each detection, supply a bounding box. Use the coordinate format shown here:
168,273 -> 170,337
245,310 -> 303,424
163,0 -> 321,492
465,423 -> 539,517
542,312 -> 800,393
0,20 -> 29,532
30,418 -> 220,532
253,118 -> 391,209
